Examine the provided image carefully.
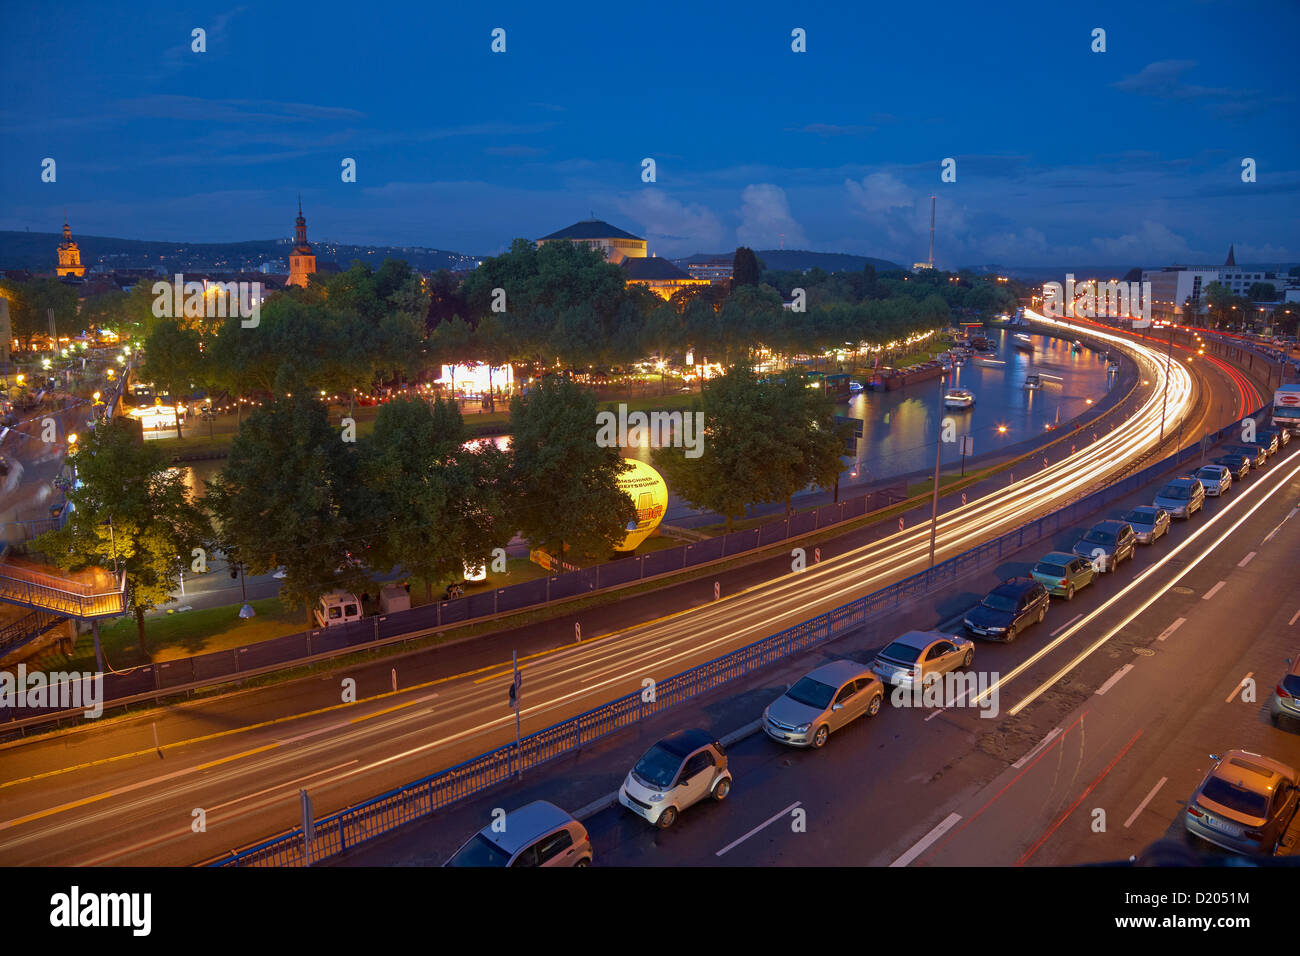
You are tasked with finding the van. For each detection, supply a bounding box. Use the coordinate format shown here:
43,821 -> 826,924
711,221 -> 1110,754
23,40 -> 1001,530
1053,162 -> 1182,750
314,590 -> 362,628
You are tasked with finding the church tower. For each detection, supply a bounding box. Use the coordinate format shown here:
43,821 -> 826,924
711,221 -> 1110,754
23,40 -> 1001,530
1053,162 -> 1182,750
56,216 -> 86,278
287,197 -> 316,288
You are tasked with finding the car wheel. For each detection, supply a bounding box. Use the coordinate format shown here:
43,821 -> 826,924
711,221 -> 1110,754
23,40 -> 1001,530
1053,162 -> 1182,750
1037,606 -> 1046,624
712,777 -> 731,802
575,858 -> 591,867
1066,584 -> 1075,601
811,724 -> 829,749
867,694 -> 883,716
656,806 -> 678,829
962,649 -> 973,668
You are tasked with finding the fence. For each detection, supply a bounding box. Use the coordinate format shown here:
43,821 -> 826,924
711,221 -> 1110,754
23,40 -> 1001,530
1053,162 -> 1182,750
214,403 -> 1267,866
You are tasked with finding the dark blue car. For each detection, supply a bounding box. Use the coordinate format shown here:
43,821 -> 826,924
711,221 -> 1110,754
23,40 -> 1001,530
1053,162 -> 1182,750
963,578 -> 1051,642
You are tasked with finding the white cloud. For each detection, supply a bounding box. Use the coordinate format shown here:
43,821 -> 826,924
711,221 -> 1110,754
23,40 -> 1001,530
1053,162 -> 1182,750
845,172 -> 914,216
736,184 -> 807,248
614,189 -> 724,256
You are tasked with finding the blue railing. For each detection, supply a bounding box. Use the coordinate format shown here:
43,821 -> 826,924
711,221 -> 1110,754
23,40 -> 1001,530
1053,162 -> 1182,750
214,403 -> 1270,867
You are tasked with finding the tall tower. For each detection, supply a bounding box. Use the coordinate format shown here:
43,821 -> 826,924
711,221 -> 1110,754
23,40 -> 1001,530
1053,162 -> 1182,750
928,195 -> 936,270
56,215 -> 86,278
287,196 -> 316,288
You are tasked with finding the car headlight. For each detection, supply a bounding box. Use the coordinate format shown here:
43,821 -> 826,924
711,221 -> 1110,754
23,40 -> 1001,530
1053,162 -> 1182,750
989,625 -> 1006,632
794,723 -> 811,733
648,792 -> 664,802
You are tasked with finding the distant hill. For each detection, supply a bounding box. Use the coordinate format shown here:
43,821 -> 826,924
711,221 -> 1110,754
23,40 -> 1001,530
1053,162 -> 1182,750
0,231 -> 481,274
675,249 -> 902,274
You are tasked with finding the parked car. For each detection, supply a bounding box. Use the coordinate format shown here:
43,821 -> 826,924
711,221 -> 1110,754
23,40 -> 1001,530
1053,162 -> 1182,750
1153,476 -> 1206,518
763,659 -> 884,749
1195,464 -> 1232,497
1213,453 -> 1251,480
1123,506 -> 1170,544
1223,443 -> 1267,469
871,630 -> 975,687
444,800 -> 592,867
1183,751 -> 1300,856
1258,425 -> 1290,449
618,730 -> 731,829
1071,519 -> 1138,572
1030,551 -> 1097,600
1254,431 -> 1280,456
963,579 -> 1050,642
1270,655 -> 1300,728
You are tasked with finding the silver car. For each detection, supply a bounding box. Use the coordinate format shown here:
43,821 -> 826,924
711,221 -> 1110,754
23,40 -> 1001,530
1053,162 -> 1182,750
1270,655 -> 1300,728
444,800 -> 593,867
1153,476 -> 1205,518
763,659 -> 885,749
1184,751 -> 1300,856
1122,506 -> 1170,544
618,730 -> 731,829
1195,464 -> 1232,497
872,630 -> 975,688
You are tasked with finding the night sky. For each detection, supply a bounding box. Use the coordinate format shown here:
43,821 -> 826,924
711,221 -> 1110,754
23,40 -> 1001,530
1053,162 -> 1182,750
2,0 -> 1297,267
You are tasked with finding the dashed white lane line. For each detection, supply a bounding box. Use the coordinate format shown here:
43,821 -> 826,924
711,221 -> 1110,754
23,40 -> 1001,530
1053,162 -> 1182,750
1124,776 -> 1168,829
716,801 -> 801,857
1050,614 -> 1083,638
1289,608 -> 1300,627
889,812 -> 961,868
1095,664 -> 1134,696
1202,580 -> 1227,601
1012,727 -> 1062,769
1224,673 -> 1253,704
1156,617 -> 1186,642
1237,551 -> 1257,567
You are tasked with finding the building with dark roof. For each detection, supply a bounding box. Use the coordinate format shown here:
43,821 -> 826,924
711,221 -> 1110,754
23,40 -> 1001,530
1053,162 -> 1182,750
538,218 -> 647,264
622,255 -> 710,299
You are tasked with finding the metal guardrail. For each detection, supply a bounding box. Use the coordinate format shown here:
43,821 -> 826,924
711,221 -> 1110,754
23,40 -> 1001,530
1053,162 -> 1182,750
215,404 -> 1266,867
0,563 -> 126,618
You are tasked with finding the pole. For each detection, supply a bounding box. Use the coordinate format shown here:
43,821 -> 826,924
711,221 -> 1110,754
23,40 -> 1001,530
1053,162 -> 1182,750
928,374 -> 943,570
511,649 -> 522,776
1159,321 -> 1174,442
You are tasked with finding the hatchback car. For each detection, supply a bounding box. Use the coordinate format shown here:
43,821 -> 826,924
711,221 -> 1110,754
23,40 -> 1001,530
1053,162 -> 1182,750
1259,425 -> 1290,449
1213,453 -> 1251,480
1270,656 -> 1300,728
871,630 -> 975,687
619,730 -> 731,829
1223,443 -> 1267,469
1071,519 -> 1138,572
1030,551 -> 1096,600
1122,506 -> 1170,544
963,579 -> 1050,642
763,659 -> 884,749
1152,477 -> 1205,518
444,800 -> 593,867
1195,464 -> 1232,497
1184,751 -> 1300,856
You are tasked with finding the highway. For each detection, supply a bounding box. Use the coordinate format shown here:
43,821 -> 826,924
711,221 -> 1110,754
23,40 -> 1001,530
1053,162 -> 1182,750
0,323 -> 1269,865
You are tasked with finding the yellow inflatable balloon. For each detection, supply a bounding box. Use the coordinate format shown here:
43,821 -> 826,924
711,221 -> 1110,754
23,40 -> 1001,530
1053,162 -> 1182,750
615,458 -> 668,551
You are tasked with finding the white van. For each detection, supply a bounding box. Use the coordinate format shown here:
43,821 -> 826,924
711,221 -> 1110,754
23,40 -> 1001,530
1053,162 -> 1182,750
315,591 -> 362,628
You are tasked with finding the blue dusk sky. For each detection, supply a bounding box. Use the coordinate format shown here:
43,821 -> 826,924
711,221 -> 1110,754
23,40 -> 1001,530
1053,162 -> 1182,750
1,0 -> 1297,267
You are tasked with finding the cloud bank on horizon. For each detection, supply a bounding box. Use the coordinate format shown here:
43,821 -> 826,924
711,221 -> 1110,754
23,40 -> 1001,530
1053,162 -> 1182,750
2,0 -> 1296,268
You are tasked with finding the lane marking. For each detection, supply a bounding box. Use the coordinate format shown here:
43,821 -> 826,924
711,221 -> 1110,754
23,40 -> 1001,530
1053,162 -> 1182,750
1095,664 -> 1134,696
1237,551 -> 1256,567
1224,673 -> 1252,704
1202,580 -> 1227,601
1017,728 -> 1143,865
206,761 -> 358,813
348,692 -> 437,723
1156,618 -> 1186,642
1012,727 -> 1062,769
889,812 -> 961,868
1289,608 -> 1300,627
1124,776 -> 1168,829
1050,614 -> 1083,638
716,801 -> 801,857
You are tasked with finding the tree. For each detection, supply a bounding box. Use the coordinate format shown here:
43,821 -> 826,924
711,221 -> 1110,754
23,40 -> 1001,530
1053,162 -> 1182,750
33,419 -> 211,653
426,269 -> 467,330
142,317 -> 202,438
206,395 -> 367,625
733,247 -> 762,288
358,397 -> 510,601
1248,282 -> 1276,302
507,375 -> 633,560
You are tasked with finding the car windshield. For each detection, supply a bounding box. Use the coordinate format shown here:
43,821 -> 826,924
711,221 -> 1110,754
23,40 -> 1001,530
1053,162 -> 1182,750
785,677 -> 836,710
446,833 -> 512,867
1201,777 -> 1269,818
1196,469 -> 1220,481
1083,531 -> 1116,547
632,744 -> 683,790
1123,510 -> 1153,526
981,592 -> 1019,612
1035,562 -> 1068,577
878,641 -> 921,664
1159,484 -> 1190,499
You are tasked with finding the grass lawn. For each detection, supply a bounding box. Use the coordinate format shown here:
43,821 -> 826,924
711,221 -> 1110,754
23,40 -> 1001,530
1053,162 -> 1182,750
905,473 -> 968,497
